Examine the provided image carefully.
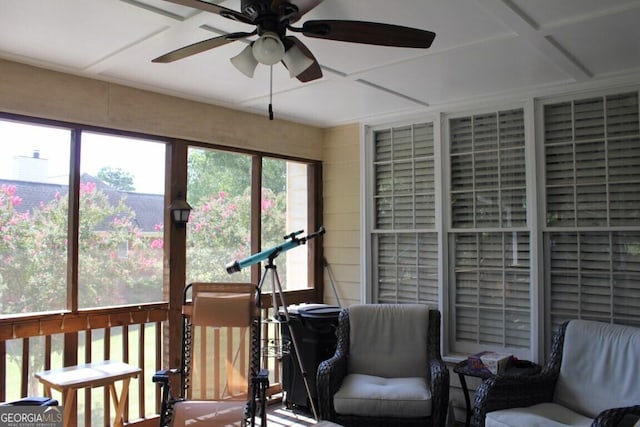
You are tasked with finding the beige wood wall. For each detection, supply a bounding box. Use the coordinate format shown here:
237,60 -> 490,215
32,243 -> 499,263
321,124 -> 362,307
0,59 -> 323,160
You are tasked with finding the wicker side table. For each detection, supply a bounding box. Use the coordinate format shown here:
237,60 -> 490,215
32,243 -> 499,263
453,359 -> 541,427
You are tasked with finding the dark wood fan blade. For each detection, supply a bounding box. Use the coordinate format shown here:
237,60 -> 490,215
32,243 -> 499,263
162,0 -> 254,25
271,0 -> 324,22
284,36 -> 322,82
301,20 -> 435,48
152,32 -> 253,63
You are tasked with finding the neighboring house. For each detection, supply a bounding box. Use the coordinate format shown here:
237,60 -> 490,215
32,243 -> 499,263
0,175 -> 163,234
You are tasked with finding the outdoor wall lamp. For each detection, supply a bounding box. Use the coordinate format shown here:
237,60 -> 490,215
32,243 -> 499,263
169,192 -> 192,228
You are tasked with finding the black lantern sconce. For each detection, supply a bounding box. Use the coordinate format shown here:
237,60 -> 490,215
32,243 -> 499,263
169,192 -> 192,228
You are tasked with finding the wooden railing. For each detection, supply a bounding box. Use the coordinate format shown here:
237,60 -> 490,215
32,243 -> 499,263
0,297 -> 298,427
0,304 -> 167,427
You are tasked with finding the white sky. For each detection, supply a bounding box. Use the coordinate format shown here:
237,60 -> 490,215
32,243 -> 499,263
0,119 -> 165,194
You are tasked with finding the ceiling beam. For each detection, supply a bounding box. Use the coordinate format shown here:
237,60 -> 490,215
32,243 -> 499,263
476,0 -> 592,81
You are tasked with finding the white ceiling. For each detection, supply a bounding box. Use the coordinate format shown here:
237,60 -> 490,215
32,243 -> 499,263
1,0 -> 639,127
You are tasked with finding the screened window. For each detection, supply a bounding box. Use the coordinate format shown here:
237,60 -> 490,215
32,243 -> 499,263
544,92 -> 640,338
185,148 -> 314,290
261,158 -> 309,291
79,132 -> 165,308
448,108 -> 530,355
0,119 -> 166,313
371,122 -> 438,304
0,120 -> 70,314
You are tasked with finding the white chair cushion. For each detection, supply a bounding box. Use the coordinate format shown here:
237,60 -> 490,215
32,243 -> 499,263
348,304 -> 429,377
333,373 -> 432,418
486,402 -> 593,427
554,320 -> 640,418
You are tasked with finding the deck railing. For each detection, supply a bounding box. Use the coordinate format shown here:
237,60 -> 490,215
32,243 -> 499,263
0,301 -> 288,427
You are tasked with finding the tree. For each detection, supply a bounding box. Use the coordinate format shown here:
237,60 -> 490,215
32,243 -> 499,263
97,166 -> 135,191
185,149 -> 288,283
0,181 -> 163,395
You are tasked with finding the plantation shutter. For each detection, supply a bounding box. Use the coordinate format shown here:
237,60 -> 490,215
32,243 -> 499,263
372,122 -> 438,305
449,108 -> 531,353
545,92 -> 640,335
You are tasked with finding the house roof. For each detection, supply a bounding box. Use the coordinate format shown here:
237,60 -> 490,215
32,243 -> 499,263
1,175 -> 164,233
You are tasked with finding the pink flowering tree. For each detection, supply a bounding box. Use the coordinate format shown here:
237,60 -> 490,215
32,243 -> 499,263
0,182 -> 163,396
185,151 -> 288,283
0,182 -> 162,315
186,187 -> 285,282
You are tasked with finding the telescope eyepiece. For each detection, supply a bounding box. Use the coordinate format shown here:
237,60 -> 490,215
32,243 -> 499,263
226,260 -> 241,274
284,229 -> 304,240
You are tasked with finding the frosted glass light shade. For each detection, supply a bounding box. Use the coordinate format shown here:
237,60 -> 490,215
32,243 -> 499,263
282,44 -> 314,78
252,33 -> 285,65
230,44 -> 258,78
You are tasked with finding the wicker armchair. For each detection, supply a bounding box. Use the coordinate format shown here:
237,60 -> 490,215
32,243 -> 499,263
473,319 -> 640,427
316,304 -> 449,427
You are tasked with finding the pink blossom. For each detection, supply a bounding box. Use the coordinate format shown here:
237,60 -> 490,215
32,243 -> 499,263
151,239 -> 164,249
11,196 -> 22,207
218,191 -> 227,200
261,198 -> 273,212
154,223 -> 163,231
2,185 -> 16,196
80,181 -> 97,194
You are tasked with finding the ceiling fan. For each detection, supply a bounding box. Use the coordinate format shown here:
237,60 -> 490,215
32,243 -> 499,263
152,0 -> 436,83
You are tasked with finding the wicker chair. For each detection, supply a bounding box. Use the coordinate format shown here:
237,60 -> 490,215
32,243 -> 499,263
316,304 -> 449,427
473,319 -> 640,427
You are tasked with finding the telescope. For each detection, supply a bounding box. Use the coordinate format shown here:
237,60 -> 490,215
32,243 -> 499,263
226,226 -> 325,274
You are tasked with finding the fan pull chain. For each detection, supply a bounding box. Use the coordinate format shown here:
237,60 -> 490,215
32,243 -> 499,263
268,65 -> 274,120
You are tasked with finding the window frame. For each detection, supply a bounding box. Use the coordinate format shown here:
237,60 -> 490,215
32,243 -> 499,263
536,89 -> 640,355
443,103 -> 537,359
0,112 -> 324,317
362,116 -> 443,305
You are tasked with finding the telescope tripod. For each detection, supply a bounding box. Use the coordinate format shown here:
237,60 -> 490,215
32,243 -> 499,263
257,257 -> 319,421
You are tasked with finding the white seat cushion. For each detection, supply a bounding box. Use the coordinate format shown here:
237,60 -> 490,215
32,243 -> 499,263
333,373 -> 432,418
554,320 -> 640,418
485,402 -> 593,427
348,304 -> 429,378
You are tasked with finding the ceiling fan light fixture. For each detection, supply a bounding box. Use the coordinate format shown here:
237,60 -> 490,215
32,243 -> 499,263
252,32 -> 285,65
230,44 -> 258,78
282,44 -> 314,78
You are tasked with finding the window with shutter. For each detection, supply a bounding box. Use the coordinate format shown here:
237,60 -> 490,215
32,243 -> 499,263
364,87 -> 639,359
544,92 -> 640,342
448,108 -> 531,355
371,122 -> 438,305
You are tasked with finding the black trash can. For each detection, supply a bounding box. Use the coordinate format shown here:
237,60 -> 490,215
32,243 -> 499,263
280,303 -> 341,411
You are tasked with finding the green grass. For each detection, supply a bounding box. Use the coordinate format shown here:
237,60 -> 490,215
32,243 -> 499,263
5,324 -> 159,426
